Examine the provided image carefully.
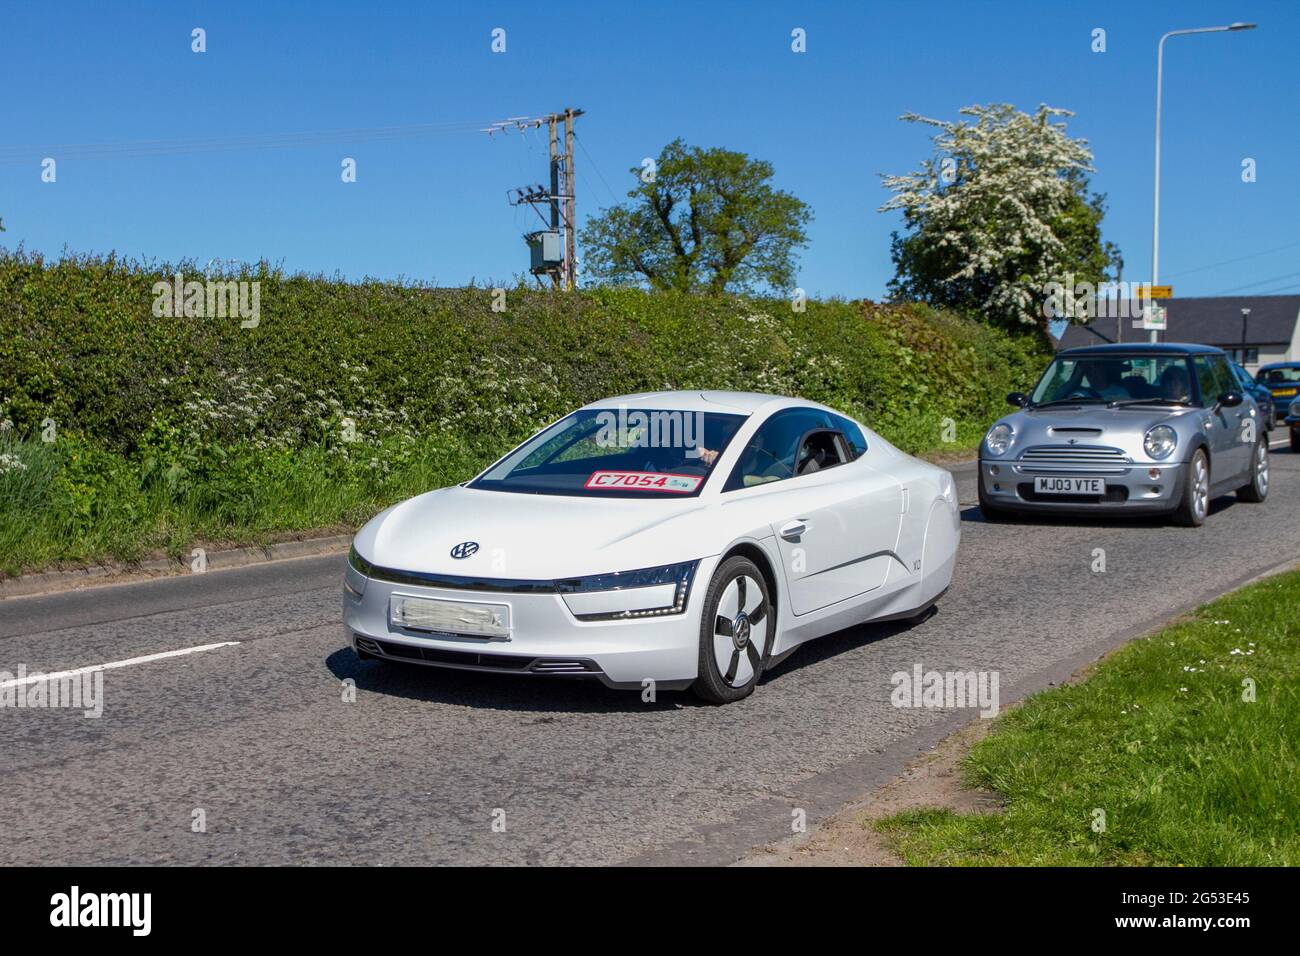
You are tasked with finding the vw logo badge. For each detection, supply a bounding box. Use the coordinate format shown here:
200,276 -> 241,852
450,541 -> 480,560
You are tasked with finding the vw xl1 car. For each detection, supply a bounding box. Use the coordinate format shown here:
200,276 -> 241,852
344,391 -> 961,703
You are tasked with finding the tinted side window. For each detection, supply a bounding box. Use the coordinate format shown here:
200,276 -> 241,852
724,409 -> 833,491
1210,357 -> 1236,397
1192,357 -> 1219,405
1193,356 -> 1236,404
831,414 -> 868,458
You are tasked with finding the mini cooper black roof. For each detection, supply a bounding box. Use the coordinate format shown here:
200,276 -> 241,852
1058,342 -> 1225,358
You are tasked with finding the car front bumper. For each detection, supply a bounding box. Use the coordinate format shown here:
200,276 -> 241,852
342,556 -> 718,689
980,458 -> 1188,514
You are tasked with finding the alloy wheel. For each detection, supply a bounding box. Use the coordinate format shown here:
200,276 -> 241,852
712,574 -> 768,688
1192,454 -> 1209,521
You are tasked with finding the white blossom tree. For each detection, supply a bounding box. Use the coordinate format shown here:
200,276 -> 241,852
879,103 -> 1120,336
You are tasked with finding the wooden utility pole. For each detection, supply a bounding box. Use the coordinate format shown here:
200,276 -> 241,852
548,116 -> 561,289
487,107 -> 583,290
563,108 -> 577,290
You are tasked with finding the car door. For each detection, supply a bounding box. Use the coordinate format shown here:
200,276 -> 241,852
1193,355 -> 1249,482
724,410 -> 903,616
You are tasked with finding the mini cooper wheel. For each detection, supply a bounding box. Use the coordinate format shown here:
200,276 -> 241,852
1173,449 -> 1210,527
1237,439 -> 1269,502
692,557 -> 771,704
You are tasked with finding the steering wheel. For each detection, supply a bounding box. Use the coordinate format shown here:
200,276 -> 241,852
1065,387 -> 1102,401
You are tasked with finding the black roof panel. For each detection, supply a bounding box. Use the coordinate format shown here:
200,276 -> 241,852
1059,342 -> 1223,357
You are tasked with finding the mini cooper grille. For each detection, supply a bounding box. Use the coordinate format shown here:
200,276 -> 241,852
1019,444 -> 1130,466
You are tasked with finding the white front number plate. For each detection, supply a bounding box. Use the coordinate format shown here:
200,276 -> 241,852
390,595 -> 511,640
1035,476 -> 1106,495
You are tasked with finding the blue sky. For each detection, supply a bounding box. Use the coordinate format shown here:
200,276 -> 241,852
2,0 -> 1296,299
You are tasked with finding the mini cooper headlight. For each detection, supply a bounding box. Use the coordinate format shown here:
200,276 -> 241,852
985,423 -> 1013,456
556,560 -> 699,621
1144,425 -> 1178,460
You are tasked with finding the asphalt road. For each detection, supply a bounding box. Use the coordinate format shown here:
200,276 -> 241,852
2,440 -> 1297,866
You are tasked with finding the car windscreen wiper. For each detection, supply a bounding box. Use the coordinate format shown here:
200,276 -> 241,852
1107,398 -> 1192,408
1030,398 -> 1107,409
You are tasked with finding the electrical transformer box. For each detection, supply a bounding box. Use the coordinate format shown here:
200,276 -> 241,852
526,230 -> 563,274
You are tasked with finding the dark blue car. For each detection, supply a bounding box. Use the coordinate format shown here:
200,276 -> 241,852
1230,361 -> 1275,430
1256,362 -> 1300,428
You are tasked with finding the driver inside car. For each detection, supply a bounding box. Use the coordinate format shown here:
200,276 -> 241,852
1156,365 -> 1192,402
1081,361 -> 1130,401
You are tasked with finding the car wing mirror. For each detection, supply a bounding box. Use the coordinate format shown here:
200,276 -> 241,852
1006,391 -> 1028,408
1219,391 -> 1243,408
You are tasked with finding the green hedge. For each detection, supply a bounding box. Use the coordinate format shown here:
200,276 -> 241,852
0,248 -> 1048,572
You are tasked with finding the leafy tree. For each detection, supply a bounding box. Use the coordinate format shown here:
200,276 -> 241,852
580,139 -> 812,294
880,104 -> 1120,337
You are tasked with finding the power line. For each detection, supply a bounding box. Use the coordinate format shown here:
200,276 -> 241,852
1241,281 -> 1300,296
1214,268 -> 1300,295
0,119 -> 492,166
1165,240 -> 1300,279
573,130 -> 622,206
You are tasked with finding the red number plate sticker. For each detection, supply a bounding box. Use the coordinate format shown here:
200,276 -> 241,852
584,470 -> 702,493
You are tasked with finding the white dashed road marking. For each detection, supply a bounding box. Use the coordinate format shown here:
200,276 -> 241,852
0,641 -> 241,689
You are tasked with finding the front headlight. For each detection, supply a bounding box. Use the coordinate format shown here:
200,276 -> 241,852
985,423 -> 1013,456
557,560 -> 699,621
1290,397 -> 1300,417
1144,425 -> 1178,460
345,544 -> 371,599
347,544 -> 373,576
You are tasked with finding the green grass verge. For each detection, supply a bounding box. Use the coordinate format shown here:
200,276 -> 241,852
874,570 -> 1300,866
0,433 -> 488,574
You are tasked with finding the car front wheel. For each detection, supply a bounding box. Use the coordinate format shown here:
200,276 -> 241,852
1172,449 -> 1209,527
692,557 -> 771,704
1237,439 -> 1269,502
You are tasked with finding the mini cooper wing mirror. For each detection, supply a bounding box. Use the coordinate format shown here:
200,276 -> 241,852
1006,391 -> 1029,408
1219,391 -> 1243,408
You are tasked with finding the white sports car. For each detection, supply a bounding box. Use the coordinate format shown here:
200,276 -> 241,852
344,391 -> 961,703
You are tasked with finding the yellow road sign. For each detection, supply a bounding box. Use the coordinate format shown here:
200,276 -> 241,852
1139,284 -> 1173,299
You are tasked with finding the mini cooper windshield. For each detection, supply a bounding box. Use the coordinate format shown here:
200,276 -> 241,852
470,408 -> 746,497
1031,355 -> 1196,407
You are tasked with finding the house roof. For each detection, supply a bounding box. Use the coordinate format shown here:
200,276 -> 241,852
1056,294 -> 1300,350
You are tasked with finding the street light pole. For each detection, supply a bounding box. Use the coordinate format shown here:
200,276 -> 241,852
1151,21 -> 1256,344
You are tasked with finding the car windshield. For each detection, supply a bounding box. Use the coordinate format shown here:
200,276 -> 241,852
1257,366 -> 1300,385
469,408 -> 746,497
1031,355 -> 1195,405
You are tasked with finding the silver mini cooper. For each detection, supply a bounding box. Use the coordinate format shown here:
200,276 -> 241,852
979,343 -> 1269,526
